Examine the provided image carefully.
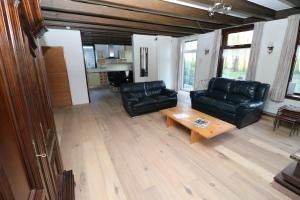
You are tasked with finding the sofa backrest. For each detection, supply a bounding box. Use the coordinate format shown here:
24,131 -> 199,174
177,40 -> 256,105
120,82 -> 147,98
145,81 -> 166,96
207,78 -> 233,100
120,81 -> 166,98
207,78 -> 270,103
228,80 -> 260,104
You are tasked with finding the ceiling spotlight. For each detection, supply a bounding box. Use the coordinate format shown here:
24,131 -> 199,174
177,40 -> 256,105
66,26 -> 71,30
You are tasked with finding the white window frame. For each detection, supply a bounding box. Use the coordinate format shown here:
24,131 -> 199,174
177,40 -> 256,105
180,37 -> 198,92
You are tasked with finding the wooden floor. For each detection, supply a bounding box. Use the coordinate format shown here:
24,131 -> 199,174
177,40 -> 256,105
54,88 -> 300,200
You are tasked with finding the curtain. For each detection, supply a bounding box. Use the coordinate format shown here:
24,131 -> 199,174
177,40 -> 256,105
208,29 -> 222,80
270,14 -> 300,102
246,22 -> 265,80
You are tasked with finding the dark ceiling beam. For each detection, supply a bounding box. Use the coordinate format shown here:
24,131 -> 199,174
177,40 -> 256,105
83,41 -> 132,45
81,34 -> 131,39
278,0 -> 300,7
82,36 -> 131,40
81,38 -> 131,43
275,8 -> 300,19
72,0 -> 243,25
82,36 -> 131,41
41,0 -> 222,30
42,11 -> 206,34
192,0 -> 275,19
44,20 -> 188,37
81,32 -> 132,37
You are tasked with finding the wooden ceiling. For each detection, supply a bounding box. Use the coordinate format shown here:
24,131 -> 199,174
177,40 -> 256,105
40,0 -> 300,45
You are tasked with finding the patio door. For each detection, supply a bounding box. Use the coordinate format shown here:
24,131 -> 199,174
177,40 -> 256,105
182,40 -> 198,91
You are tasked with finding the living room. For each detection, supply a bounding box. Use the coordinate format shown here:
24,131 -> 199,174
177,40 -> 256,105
2,0 -> 300,200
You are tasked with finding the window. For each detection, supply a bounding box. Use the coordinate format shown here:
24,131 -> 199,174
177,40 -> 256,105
83,46 -> 96,69
287,29 -> 300,98
218,26 -> 254,80
182,40 -> 197,91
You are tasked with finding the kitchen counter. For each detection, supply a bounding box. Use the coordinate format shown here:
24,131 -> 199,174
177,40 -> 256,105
87,63 -> 133,73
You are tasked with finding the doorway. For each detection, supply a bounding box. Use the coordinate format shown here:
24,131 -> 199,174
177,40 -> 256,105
82,44 -> 133,103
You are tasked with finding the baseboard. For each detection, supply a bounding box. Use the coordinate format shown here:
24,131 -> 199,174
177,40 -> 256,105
262,111 -> 276,118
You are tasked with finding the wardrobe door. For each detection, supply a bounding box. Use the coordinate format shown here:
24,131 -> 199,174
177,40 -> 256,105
0,0 -> 61,199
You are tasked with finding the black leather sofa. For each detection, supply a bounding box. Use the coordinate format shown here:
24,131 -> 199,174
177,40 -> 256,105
190,78 -> 270,128
121,81 -> 177,117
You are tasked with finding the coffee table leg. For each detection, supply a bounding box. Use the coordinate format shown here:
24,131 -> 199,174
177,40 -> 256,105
190,130 -> 202,144
166,117 -> 175,127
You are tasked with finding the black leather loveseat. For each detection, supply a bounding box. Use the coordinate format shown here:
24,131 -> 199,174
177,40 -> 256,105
121,81 -> 177,117
190,78 -> 270,128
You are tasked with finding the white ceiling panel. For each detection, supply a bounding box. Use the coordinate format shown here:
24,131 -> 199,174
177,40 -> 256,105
247,0 -> 292,11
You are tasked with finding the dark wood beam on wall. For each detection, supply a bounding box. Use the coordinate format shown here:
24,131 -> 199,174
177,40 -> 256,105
278,0 -> 300,7
82,39 -> 132,45
192,0 -> 275,19
81,32 -> 132,38
41,0 -> 223,30
42,11 -> 207,34
44,20 -> 189,37
81,35 -> 132,40
276,8 -> 300,19
72,0 -> 244,25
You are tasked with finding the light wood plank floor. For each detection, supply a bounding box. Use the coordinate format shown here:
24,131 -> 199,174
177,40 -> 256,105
54,88 -> 300,200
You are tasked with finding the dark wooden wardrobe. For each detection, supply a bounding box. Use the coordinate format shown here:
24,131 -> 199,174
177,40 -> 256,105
0,0 -> 74,199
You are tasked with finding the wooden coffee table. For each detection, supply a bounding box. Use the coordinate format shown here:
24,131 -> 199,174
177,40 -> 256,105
160,107 -> 236,144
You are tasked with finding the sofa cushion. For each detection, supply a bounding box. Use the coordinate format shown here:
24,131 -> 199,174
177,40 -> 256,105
194,96 -> 237,113
229,81 -> 260,100
227,94 -> 251,104
207,90 -> 228,100
132,97 -> 157,108
153,95 -> 177,104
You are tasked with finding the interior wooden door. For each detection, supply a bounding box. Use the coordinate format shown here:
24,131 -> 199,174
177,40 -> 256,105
42,47 -> 73,107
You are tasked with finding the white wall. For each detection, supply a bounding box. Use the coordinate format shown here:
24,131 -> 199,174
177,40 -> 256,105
255,18 -> 300,114
157,36 -> 179,89
132,34 -> 158,83
195,32 -> 215,90
132,34 -> 178,89
40,29 -> 89,105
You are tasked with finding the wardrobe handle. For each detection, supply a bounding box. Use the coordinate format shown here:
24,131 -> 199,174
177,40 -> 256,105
32,139 -> 47,158
36,153 -> 47,158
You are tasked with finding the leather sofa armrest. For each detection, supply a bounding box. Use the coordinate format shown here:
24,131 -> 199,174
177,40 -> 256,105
237,101 -> 264,110
190,90 -> 207,98
162,89 -> 177,97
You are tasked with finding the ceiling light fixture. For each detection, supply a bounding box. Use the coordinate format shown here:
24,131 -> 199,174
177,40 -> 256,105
208,1 -> 232,17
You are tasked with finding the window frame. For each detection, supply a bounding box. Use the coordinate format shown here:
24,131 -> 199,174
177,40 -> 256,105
217,25 -> 254,79
181,39 -> 198,91
286,22 -> 300,100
